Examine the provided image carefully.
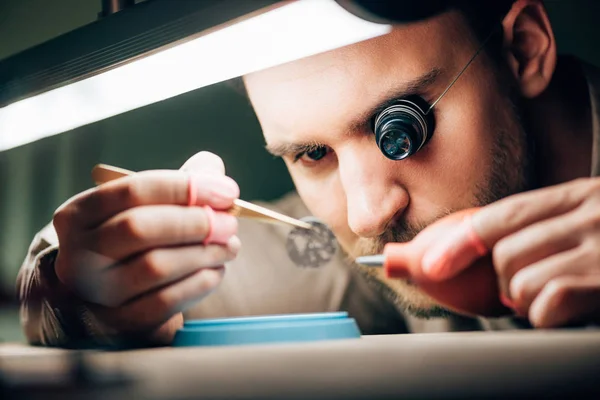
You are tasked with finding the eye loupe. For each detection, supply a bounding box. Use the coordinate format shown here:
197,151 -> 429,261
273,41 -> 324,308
373,96 -> 434,160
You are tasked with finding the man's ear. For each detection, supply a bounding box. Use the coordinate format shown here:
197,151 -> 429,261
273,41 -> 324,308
501,0 -> 557,98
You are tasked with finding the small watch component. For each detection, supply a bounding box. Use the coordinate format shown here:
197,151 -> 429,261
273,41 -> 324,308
286,217 -> 337,268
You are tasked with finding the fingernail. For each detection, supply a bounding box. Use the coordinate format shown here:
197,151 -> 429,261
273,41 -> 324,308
207,211 -> 238,245
227,235 -> 242,253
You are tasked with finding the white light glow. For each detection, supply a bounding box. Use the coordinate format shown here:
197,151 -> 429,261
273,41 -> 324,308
0,0 -> 391,151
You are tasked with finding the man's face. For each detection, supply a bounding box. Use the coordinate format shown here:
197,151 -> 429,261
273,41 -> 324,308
245,11 -> 530,315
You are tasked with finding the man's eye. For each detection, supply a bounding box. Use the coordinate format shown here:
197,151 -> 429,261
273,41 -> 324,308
294,146 -> 330,163
305,146 -> 329,160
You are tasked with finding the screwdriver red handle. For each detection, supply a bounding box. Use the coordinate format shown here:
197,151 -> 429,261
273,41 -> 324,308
380,208 -> 510,317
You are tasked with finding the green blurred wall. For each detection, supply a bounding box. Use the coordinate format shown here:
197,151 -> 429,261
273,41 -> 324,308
1,0 -> 600,297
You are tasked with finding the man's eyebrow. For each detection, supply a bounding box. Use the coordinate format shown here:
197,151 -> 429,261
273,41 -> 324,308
265,142 -> 322,158
349,67 -> 443,132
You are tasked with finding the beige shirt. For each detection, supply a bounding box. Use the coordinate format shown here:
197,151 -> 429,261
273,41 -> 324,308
16,59 -> 600,347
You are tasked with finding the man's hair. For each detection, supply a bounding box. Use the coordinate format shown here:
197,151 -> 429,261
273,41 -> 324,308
452,0 -> 516,61
227,0 -> 516,96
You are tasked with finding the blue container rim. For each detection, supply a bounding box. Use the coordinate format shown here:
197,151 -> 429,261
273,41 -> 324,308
184,312 -> 349,328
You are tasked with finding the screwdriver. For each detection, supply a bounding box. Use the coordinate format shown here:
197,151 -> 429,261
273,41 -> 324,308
355,243 -> 414,279
355,208 -> 489,280
352,209 -> 511,318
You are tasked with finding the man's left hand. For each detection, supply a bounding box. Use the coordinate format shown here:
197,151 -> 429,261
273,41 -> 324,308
421,177 -> 600,328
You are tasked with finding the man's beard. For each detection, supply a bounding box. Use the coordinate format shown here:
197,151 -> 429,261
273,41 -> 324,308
347,86 -> 535,319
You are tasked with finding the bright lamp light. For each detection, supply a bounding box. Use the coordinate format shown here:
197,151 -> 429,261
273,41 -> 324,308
0,0 -> 391,152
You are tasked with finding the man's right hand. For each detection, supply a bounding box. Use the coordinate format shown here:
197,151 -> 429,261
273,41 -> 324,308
51,152 -> 240,346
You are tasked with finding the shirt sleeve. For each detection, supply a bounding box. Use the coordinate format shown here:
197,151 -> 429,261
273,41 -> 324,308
16,224 -> 96,347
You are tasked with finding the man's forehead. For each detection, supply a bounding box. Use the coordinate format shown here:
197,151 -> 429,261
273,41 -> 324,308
245,10 -> 470,87
246,24 -> 435,90
244,11 -> 473,141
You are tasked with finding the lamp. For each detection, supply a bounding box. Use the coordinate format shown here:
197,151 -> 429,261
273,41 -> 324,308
0,0 -> 392,152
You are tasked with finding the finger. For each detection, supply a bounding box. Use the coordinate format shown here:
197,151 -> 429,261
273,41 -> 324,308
58,170 -> 239,229
420,180 -> 596,281
528,275 -> 600,328
91,243 -> 238,307
421,209 -> 488,280
54,248 -> 117,291
508,246 -> 590,315
96,267 -> 225,332
472,178 -> 597,249
492,213 -> 581,298
180,151 -> 226,175
88,205 -> 237,260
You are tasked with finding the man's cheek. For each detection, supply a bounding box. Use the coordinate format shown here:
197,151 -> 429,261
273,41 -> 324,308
294,176 -> 342,220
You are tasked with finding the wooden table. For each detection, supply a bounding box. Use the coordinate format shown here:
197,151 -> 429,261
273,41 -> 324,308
2,329 -> 600,399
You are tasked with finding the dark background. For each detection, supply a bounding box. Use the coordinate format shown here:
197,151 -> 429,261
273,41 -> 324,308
0,0 -> 599,341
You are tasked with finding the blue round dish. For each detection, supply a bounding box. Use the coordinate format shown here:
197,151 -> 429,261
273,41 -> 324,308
172,312 -> 361,347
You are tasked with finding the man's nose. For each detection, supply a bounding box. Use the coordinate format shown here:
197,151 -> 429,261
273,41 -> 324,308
338,142 -> 409,238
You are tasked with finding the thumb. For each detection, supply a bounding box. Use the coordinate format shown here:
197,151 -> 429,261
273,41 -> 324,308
180,151 -> 226,175
420,210 -> 489,281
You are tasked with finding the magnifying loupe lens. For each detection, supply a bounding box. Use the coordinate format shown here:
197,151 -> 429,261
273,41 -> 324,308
380,130 -> 412,159
374,97 -> 433,161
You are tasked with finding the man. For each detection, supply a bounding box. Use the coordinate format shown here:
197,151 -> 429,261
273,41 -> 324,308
17,0 -> 600,348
